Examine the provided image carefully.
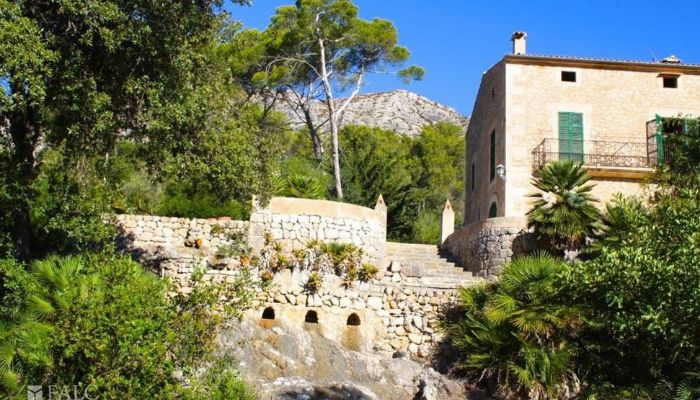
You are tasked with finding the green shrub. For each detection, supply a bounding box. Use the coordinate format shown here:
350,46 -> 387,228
275,173 -> 327,199
567,183 -> 700,397
157,185 -> 247,219
359,263 -> 379,282
412,209 -> 440,244
442,253 -> 582,399
216,232 -> 252,259
0,255 -> 255,398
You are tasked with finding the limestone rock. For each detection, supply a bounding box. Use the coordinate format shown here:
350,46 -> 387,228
273,90 -> 469,137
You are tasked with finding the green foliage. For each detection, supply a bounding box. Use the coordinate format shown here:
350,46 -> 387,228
338,123 -> 465,242
566,182 -> 700,396
663,117 -> 700,177
305,271 -> 323,293
589,193 -> 646,252
442,253 -> 582,399
30,150 -> 117,256
409,122 -> 466,222
274,173 -> 328,199
246,0 -> 424,91
358,263 -> 378,282
412,209 -> 441,245
0,255 -> 255,398
527,160 -> 600,250
0,0 -> 275,259
177,357 -> 257,400
0,259 -> 52,396
157,182 -> 248,220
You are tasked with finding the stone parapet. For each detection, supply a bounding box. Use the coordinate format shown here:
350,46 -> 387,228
249,197 -> 387,264
441,217 -> 534,279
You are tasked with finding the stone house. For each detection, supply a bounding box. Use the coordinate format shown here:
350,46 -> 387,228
464,31 -> 700,224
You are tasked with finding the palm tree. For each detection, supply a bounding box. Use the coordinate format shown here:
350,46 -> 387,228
442,253 -> 583,399
527,160 -> 600,251
0,259 -> 56,398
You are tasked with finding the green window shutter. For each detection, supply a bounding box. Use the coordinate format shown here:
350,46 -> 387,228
656,114 -> 664,164
490,130 -> 496,181
558,112 -> 584,162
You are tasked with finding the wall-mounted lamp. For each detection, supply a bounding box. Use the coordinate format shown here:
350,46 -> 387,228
496,164 -> 507,181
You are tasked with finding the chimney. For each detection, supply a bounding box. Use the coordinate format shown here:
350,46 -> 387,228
661,55 -> 682,64
511,31 -> 527,55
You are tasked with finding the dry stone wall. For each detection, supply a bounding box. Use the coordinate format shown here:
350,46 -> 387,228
442,217 -> 535,279
250,266 -> 457,358
114,200 -> 532,357
114,198 -> 463,357
248,197 -> 387,264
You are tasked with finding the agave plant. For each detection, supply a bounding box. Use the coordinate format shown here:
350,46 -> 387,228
442,253 -> 583,399
527,160 -> 600,251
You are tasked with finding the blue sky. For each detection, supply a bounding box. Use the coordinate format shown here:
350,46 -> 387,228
226,0 -> 700,115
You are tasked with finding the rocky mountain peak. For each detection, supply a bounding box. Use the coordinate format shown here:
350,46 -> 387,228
276,90 -> 469,137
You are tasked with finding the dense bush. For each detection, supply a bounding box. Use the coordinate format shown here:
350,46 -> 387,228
567,183 -> 700,398
0,255 -> 255,399
442,253 -> 582,399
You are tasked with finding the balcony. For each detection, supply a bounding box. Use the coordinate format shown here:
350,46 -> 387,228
532,138 -> 655,179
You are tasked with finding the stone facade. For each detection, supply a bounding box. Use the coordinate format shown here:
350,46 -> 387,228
442,217 -> 533,279
465,33 -> 700,224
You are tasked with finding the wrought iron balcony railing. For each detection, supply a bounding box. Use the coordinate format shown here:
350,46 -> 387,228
532,138 -> 655,170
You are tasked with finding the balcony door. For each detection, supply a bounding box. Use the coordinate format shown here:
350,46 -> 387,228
558,112 -> 584,162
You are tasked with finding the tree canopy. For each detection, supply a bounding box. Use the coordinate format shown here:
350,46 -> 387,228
224,0 -> 424,198
0,0 -> 278,258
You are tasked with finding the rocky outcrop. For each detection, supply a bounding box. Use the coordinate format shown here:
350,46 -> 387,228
275,90 -> 469,137
221,318 -> 468,400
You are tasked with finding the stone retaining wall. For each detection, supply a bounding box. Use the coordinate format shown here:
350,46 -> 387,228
249,266 -> 458,358
114,197 -> 463,357
442,217 -> 535,279
248,197 -> 387,263
115,214 -> 249,260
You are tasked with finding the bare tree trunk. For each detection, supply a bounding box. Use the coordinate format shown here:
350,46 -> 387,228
302,106 -> 324,160
329,113 -> 343,199
316,23 -> 343,199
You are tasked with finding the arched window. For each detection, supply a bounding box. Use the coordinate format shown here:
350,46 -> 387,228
304,310 -> 319,324
488,202 -> 498,218
262,307 -> 275,320
346,313 -> 361,326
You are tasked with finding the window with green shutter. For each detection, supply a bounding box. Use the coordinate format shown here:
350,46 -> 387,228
558,112 -> 584,162
490,130 -> 496,181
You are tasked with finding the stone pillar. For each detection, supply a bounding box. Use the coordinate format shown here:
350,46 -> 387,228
440,200 -> 455,245
375,194 -> 388,262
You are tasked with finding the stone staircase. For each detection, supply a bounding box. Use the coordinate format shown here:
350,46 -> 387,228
383,242 -> 481,289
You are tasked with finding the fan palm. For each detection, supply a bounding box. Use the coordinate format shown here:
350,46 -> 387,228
527,160 -> 600,251
442,253 -> 583,399
275,174 -> 327,199
0,259 -> 58,398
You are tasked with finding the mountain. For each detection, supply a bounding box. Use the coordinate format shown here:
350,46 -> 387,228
275,90 -> 469,137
